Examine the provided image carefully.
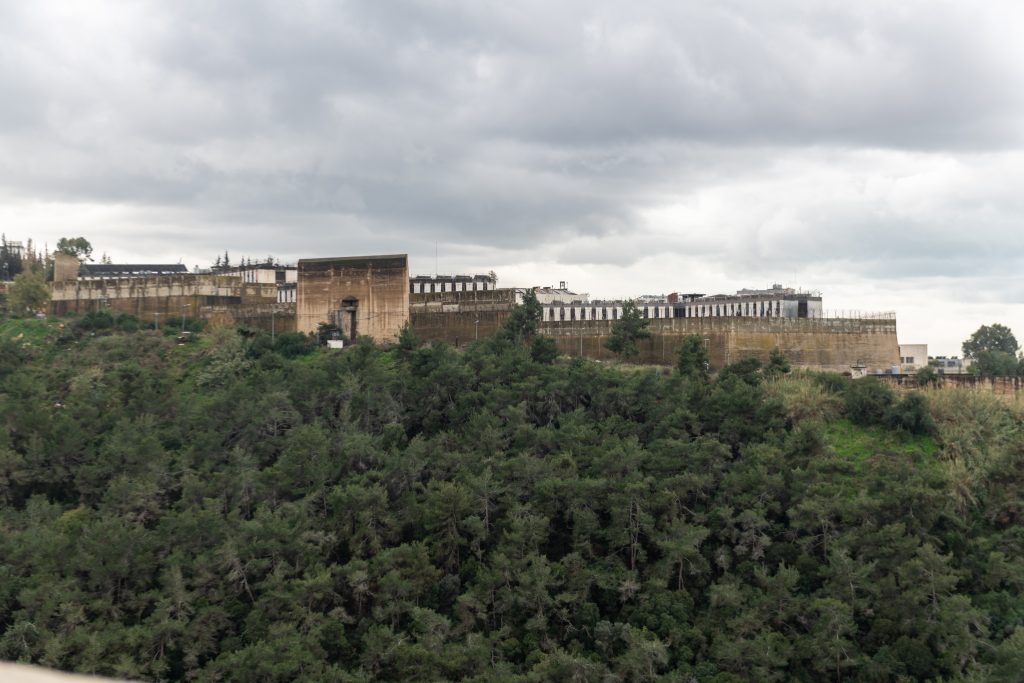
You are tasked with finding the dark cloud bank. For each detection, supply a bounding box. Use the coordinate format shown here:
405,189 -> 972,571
1,1 -> 1023,350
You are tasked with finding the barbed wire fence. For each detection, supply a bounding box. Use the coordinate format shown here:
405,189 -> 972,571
815,310 -> 896,321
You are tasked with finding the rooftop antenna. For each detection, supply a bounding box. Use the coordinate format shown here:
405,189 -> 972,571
434,241 -> 438,277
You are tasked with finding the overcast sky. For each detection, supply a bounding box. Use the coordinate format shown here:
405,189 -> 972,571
2,1 -> 1023,354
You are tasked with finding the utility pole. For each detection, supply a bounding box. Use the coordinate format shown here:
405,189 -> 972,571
181,304 -> 189,333
271,308 -> 276,342
475,319 -> 479,341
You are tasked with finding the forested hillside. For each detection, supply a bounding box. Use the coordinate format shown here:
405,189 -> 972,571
1,318 -> 1023,682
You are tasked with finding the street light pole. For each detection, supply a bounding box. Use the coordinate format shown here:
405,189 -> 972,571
181,304 -> 189,332
272,308 -> 276,342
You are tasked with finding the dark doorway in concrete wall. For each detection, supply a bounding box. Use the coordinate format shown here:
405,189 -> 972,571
798,300 -> 808,318
332,297 -> 359,340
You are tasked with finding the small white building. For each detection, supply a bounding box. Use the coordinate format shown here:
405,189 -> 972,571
928,355 -> 973,375
899,344 -> 928,373
533,281 -> 589,306
679,285 -> 823,319
233,262 -> 297,285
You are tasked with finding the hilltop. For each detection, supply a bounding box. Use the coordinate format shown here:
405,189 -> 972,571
0,318 -> 1023,681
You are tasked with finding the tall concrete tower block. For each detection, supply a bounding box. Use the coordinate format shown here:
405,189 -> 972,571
53,253 -> 81,282
296,255 -> 409,342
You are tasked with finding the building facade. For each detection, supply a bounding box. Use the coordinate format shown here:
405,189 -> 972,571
297,255 -> 409,341
928,355 -> 974,375
675,285 -> 822,319
538,285 -> 821,324
899,343 -> 929,373
410,273 -> 496,294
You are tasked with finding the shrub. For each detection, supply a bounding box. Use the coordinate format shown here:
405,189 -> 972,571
115,313 -> 140,332
766,375 -> 843,424
843,377 -> 895,426
274,331 -> 318,358
813,371 -> 852,395
716,357 -> 763,387
915,366 -> 939,387
77,310 -> 114,331
764,347 -> 791,378
887,393 -> 936,435
530,335 -> 559,364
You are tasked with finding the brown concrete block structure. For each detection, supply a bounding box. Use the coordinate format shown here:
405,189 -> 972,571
296,255 -> 409,342
53,253 -> 81,282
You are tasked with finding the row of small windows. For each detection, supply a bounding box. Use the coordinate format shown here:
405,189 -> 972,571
542,300 -> 786,321
682,300 -> 783,318
411,281 -> 490,293
241,269 -> 291,284
543,306 -> 673,322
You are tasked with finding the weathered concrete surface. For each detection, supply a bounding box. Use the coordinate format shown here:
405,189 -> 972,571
53,253 -> 80,282
296,255 -> 408,341
411,290 -> 898,372
49,275 -> 278,325
0,663 -> 128,683
879,373 -> 1024,399
410,288 -> 517,345
202,302 -> 297,333
539,317 -> 899,372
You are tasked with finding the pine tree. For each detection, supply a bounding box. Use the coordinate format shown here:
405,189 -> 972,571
604,300 -> 651,359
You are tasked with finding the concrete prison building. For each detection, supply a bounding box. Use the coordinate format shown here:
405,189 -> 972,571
296,254 -> 409,341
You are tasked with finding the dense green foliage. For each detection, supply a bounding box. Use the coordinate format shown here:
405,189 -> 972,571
604,301 -> 651,359
55,237 -> 94,262
0,235 -> 23,281
2,319 -> 1024,681
962,323 -> 1019,359
674,335 -> 709,383
6,270 -> 50,317
961,323 -> 1024,377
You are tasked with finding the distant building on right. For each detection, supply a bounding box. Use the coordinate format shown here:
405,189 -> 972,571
675,284 -> 822,319
929,355 -> 974,375
538,284 -> 823,323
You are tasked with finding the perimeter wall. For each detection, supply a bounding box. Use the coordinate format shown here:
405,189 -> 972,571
879,374 -> 1024,399
49,275 -> 294,332
540,317 -> 898,372
410,289 -> 518,346
409,289 -> 899,372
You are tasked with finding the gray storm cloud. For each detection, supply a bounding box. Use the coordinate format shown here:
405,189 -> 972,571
1,0 -> 1023,351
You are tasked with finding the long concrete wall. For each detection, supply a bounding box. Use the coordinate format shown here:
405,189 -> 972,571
49,275 -> 279,326
410,289 -> 518,345
202,302 -> 297,333
879,373 -> 1024,399
539,317 -> 899,372
411,289 -> 898,371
